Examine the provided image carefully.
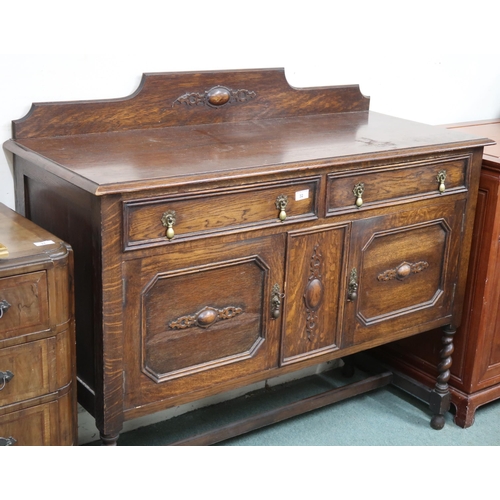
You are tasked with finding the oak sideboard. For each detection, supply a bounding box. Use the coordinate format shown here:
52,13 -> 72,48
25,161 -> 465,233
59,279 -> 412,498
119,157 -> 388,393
3,69 -> 492,445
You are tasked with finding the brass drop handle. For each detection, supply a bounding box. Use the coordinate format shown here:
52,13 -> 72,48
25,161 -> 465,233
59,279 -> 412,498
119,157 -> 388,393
275,195 -> 288,222
0,370 -> 14,391
353,183 -> 365,208
0,437 -> 17,446
161,210 -> 177,240
347,268 -> 358,301
271,283 -> 285,319
437,170 -> 447,194
0,299 -> 10,319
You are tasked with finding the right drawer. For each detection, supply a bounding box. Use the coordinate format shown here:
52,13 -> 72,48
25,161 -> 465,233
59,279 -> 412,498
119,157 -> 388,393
326,156 -> 469,215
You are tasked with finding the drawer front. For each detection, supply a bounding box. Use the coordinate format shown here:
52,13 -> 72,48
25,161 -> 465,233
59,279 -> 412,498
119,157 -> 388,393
0,402 -> 57,446
122,234 -> 285,410
327,156 -> 469,214
0,271 -> 49,341
124,177 -> 319,249
344,197 -> 465,347
0,338 -> 53,406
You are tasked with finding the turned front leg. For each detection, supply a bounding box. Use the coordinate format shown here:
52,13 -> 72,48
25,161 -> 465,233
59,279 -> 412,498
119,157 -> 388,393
100,432 -> 120,446
429,324 -> 455,430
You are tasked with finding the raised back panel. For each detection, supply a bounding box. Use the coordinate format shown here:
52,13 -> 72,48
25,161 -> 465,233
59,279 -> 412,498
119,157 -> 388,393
12,69 -> 369,139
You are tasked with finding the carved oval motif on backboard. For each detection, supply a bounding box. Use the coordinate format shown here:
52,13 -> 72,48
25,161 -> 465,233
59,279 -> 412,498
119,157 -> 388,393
207,87 -> 231,106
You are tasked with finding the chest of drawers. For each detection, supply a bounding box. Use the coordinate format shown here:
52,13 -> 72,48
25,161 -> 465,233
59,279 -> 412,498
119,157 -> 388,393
0,204 -> 76,445
3,69 -> 492,445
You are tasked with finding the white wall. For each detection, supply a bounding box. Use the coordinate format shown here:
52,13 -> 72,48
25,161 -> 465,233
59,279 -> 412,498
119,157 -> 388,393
1,1 -> 499,210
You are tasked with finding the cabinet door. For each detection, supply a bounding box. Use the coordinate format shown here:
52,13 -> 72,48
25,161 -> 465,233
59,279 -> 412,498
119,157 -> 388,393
344,198 -> 465,347
281,224 -> 350,365
122,234 -> 285,410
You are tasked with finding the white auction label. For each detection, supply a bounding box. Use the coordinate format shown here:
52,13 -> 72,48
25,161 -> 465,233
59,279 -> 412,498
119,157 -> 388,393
295,189 -> 309,201
34,240 -> 55,247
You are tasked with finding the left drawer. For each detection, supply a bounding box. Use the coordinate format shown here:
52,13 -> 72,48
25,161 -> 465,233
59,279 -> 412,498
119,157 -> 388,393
123,177 -> 320,249
0,271 -> 49,341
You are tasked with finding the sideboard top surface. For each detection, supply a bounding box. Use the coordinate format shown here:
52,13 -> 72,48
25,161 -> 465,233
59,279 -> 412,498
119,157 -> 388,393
3,69 -> 494,195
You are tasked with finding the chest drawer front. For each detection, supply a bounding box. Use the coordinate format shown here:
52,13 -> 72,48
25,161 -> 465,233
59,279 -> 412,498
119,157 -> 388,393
122,234 -> 285,410
326,156 -> 468,215
0,401 -> 57,446
0,338 -> 54,406
0,271 -> 49,341
124,177 -> 319,250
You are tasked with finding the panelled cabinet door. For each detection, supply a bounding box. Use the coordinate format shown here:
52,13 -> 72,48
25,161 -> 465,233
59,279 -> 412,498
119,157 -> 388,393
122,234 -> 285,410
344,198 -> 465,347
281,224 -> 350,365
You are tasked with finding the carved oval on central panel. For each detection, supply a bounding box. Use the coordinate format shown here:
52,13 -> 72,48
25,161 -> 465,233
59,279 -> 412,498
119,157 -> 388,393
304,278 -> 324,311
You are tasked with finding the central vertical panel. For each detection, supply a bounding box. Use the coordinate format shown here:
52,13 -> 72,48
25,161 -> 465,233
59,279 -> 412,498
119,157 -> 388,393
281,224 -> 350,365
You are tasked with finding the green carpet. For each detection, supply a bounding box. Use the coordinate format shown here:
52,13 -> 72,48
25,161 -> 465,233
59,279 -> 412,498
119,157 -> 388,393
84,366 -> 500,446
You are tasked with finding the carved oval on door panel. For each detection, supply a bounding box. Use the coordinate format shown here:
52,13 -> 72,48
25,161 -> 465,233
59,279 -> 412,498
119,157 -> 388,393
197,307 -> 218,327
396,263 -> 412,279
304,278 -> 324,311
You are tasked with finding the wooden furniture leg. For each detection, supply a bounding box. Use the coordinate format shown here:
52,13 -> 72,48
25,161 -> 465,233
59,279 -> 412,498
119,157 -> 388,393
429,324 -> 455,430
100,433 -> 120,446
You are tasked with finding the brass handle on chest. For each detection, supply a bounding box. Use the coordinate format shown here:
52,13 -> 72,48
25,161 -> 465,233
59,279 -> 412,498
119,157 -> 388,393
0,299 -> 10,319
353,183 -> 364,208
161,210 -> 177,240
0,370 -> 14,391
0,437 -> 17,446
275,195 -> 288,222
437,170 -> 447,193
